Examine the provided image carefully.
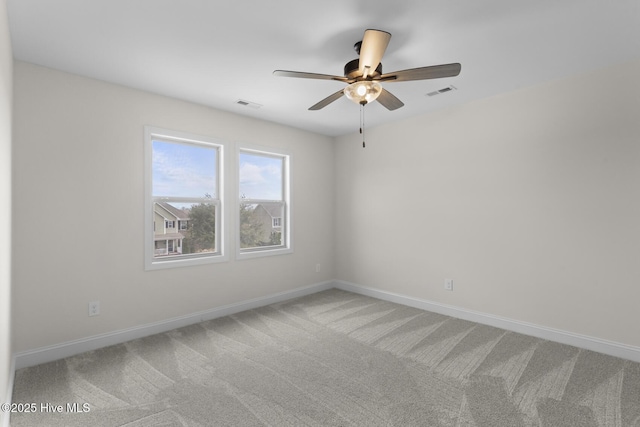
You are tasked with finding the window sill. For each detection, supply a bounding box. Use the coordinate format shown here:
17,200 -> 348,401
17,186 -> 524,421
236,247 -> 293,261
145,253 -> 228,271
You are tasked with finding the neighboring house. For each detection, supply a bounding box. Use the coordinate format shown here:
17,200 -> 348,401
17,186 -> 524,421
253,202 -> 283,243
154,202 -> 189,256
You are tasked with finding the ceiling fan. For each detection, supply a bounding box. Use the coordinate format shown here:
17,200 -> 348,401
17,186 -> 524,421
274,29 -> 461,111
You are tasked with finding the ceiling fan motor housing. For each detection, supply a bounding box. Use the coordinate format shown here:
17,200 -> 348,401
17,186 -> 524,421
344,59 -> 382,80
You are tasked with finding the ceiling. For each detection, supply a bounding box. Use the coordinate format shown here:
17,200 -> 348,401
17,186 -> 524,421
7,0 -> 640,137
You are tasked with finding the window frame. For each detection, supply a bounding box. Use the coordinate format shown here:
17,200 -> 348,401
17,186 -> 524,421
144,126 -> 227,270
236,144 -> 292,260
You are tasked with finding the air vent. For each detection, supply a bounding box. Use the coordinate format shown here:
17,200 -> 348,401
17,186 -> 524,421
426,85 -> 457,97
236,99 -> 263,109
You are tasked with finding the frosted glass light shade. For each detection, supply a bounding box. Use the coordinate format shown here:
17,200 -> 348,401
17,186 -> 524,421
344,81 -> 382,105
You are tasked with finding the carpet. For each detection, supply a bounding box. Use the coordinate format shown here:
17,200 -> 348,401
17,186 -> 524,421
11,289 -> 640,426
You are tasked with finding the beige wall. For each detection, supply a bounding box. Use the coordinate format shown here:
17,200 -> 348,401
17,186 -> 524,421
0,0 -> 12,421
12,62 -> 335,352
335,59 -> 640,348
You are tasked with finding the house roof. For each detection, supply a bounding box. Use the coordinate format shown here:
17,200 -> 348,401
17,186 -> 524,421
255,202 -> 283,219
156,202 -> 189,220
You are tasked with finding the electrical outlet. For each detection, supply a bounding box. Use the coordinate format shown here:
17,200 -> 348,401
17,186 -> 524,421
88,301 -> 100,316
315,263 -> 321,273
444,279 -> 454,291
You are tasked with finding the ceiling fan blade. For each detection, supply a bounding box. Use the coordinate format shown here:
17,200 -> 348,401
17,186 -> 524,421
379,63 -> 461,82
376,88 -> 404,111
309,89 -> 345,110
358,29 -> 391,77
273,70 -> 349,82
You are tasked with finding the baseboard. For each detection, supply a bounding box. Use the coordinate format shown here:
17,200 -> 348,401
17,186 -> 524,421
1,355 -> 15,427
14,281 -> 334,370
14,279 -> 640,370
334,280 -> 640,363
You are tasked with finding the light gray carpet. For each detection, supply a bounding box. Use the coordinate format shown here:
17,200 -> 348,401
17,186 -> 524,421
11,289 -> 640,426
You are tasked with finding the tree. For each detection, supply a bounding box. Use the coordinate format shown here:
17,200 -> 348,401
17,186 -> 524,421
239,203 -> 263,248
268,231 -> 281,246
185,203 -> 216,253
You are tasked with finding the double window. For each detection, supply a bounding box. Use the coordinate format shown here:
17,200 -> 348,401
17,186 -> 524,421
144,127 -> 290,270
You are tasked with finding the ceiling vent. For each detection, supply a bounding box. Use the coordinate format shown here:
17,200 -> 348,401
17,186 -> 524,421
236,99 -> 263,109
426,85 -> 457,97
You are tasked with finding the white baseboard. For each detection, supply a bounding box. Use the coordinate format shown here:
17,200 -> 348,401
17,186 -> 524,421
14,279 -> 640,371
334,280 -> 640,363
14,281 -> 334,370
1,355 -> 15,427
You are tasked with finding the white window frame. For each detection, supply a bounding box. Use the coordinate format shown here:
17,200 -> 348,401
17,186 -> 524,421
144,126 -> 227,270
236,144 -> 292,260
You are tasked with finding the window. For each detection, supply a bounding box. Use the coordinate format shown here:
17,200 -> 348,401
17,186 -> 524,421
145,127 -> 226,270
238,146 -> 291,258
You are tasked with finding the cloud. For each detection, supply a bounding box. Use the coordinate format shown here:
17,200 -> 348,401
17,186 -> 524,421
152,143 -> 216,197
239,160 -> 282,199
239,162 -> 267,185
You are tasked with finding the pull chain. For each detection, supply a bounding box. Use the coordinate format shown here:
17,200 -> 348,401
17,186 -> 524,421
360,102 -> 366,148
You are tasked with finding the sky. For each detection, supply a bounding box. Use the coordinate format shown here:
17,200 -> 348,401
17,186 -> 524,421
239,152 -> 283,200
152,140 -> 283,201
152,140 -> 217,198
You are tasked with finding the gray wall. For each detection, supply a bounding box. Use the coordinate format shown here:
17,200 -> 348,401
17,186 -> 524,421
12,62 -> 335,352
0,0 -> 12,423
335,59 -> 640,348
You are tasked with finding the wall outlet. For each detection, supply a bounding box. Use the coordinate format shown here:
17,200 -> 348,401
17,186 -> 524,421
88,301 -> 100,316
444,279 -> 454,291
315,263 -> 321,273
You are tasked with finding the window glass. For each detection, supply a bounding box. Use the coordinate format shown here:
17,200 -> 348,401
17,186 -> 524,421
145,127 -> 224,270
239,152 -> 283,200
238,149 -> 290,256
152,140 -> 217,198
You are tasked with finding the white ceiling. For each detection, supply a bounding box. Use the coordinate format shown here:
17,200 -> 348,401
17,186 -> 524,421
7,0 -> 640,137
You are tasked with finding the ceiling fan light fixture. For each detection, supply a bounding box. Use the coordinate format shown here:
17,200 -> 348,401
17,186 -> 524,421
344,80 -> 382,105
